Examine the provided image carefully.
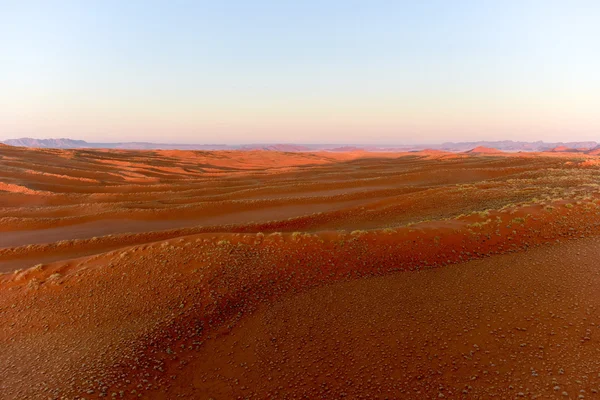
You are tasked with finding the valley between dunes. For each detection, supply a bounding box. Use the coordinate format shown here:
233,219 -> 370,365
3,145 -> 600,399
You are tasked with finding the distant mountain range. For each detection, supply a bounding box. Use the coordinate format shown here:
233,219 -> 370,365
2,137 -> 599,153
1,138 -> 234,150
435,140 -> 599,152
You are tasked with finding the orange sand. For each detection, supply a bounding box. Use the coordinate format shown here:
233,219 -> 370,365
2,146 -> 600,398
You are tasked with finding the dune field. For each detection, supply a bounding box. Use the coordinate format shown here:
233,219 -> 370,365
3,145 -> 600,399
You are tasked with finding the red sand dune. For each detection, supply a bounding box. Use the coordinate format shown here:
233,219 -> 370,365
3,146 -> 600,398
465,146 -> 504,154
550,146 -> 581,153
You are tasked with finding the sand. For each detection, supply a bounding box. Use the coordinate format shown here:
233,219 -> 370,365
2,146 -> 600,398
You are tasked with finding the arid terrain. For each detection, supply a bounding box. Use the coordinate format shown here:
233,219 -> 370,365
3,145 -> 600,399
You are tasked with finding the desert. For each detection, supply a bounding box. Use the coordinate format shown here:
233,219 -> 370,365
3,145 -> 600,398
5,0 -> 600,397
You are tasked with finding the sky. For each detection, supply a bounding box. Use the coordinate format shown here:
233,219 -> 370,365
1,0 -> 599,144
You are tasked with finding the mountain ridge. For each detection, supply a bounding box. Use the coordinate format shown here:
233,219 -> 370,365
2,137 -> 599,153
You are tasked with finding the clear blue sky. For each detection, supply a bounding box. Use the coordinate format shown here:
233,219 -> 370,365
1,0 -> 599,144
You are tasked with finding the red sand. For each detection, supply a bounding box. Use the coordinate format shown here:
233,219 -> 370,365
465,146 -> 504,154
3,147 -> 600,398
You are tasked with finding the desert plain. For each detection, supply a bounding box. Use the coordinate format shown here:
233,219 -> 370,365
3,144 -> 600,399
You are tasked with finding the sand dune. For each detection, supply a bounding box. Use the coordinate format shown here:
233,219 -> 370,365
3,147 -> 600,398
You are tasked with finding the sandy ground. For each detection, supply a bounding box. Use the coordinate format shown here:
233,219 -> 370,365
2,146 -> 600,399
166,238 -> 600,399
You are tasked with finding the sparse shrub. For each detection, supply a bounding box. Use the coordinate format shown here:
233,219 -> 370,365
47,273 -> 62,283
469,219 -> 492,228
27,278 -> 41,290
254,232 -> 265,244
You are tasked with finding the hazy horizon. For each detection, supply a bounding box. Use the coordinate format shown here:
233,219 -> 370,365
4,137 -> 600,146
2,1 -> 599,144
4,136 -> 600,150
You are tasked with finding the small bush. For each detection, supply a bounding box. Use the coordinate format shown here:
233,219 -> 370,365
291,232 -> 302,241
